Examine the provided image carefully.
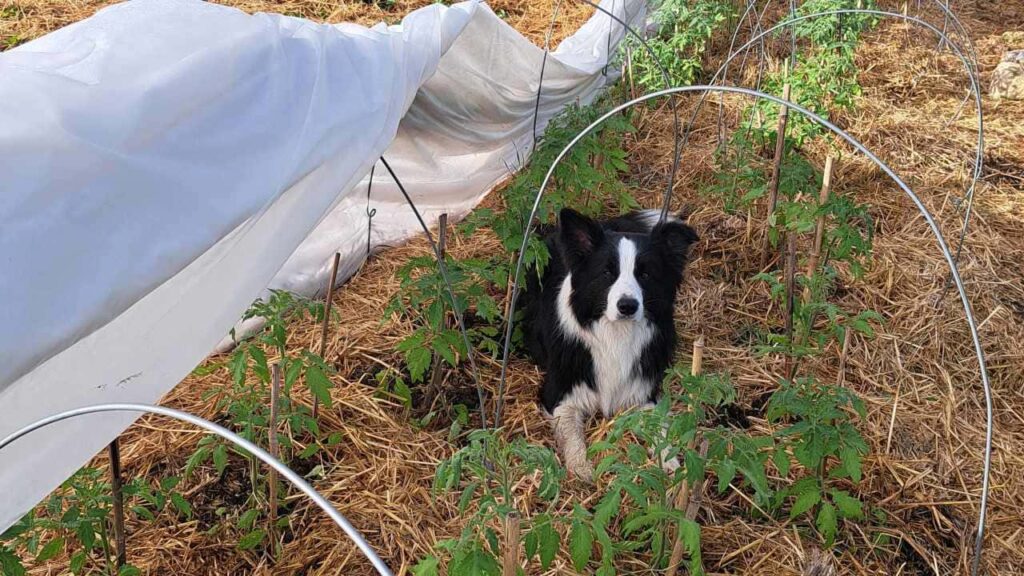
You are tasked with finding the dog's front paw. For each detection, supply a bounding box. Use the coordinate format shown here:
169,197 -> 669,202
567,459 -> 595,484
662,456 -> 681,475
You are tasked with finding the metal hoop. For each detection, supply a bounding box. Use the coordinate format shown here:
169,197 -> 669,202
0,403 -> 394,576
379,157 -> 489,430
686,9 -> 983,258
576,0 -> 683,222
496,85 -> 993,576
497,0 -> 680,427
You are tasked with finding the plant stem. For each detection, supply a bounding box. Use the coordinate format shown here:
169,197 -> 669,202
269,363 -> 281,540
107,440 -> 127,569
838,326 -> 852,388
784,230 -> 797,381
427,214 -> 450,406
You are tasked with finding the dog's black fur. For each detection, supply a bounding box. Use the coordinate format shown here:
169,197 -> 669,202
520,208 -> 699,416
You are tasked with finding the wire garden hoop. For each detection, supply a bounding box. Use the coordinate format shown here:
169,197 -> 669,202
0,404 -> 394,576
495,85 -> 993,575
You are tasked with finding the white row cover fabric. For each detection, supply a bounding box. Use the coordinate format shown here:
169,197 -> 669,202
0,0 -> 645,531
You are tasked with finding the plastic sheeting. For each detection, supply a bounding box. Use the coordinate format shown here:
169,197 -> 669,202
0,0 -> 644,530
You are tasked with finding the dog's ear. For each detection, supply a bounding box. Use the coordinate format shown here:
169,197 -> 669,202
558,208 -> 605,266
651,220 -> 699,267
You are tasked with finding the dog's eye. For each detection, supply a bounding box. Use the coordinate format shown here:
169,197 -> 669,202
640,271 -> 650,280
603,268 -> 614,278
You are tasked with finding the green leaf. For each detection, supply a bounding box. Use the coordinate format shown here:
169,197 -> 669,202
569,520 -> 593,571
790,487 -> 821,519
249,347 -> 270,382
773,447 -> 791,477
678,519 -> 701,561
537,519 -> 559,570
171,493 -> 193,519
306,364 -> 333,408
714,458 -> 736,493
817,502 -> 838,546
830,490 -> 863,519
838,446 -> 863,482
70,550 -> 87,574
484,527 -> 500,558
457,482 -> 479,514
0,548 -> 26,576
35,537 -> 64,563
212,444 -> 228,477
392,377 -> 413,409
132,505 -> 155,522
185,445 -> 210,478
237,529 -> 266,551
406,347 -> 432,383
450,544 -> 500,576
237,509 -> 259,531
524,527 -> 538,562
229,349 -> 248,385
433,338 -> 457,368
411,556 -> 440,576
119,565 -> 142,576
285,358 -> 304,390
298,443 -> 320,459
75,521 -> 96,550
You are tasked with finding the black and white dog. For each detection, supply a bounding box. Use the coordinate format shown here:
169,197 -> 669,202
521,208 -> 699,481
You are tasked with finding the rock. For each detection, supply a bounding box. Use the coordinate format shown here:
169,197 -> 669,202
990,50 -> 1024,100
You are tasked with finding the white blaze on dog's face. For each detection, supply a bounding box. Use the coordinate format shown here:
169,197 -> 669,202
557,208 -> 698,329
605,238 -> 643,321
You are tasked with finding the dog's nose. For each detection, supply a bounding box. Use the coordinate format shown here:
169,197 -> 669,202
617,297 -> 639,317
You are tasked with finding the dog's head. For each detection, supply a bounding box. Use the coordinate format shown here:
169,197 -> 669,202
557,208 -> 699,325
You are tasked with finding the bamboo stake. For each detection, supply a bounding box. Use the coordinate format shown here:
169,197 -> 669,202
625,44 -> 637,101
784,231 -> 797,381
269,363 -> 281,533
502,512 -> 520,576
690,336 -> 704,378
313,252 -> 341,420
804,156 -> 835,303
427,214 -> 450,401
761,83 -> 792,268
666,337 -> 704,576
107,439 -> 127,568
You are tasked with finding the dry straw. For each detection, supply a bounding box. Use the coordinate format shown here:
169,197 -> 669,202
4,0 -> 1024,575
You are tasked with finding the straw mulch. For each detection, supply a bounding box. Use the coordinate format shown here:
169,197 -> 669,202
0,0 -> 592,47
5,0 -> 1024,575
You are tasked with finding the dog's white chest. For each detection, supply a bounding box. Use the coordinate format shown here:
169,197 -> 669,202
557,276 -> 656,416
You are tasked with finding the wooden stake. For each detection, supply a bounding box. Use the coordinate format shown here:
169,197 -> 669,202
784,231 -> 797,381
107,439 -> 127,568
666,337 -> 705,576
502,512 -> 520,576
761,84 -> 792,268
313,252 -> 341,419
427,214 -> 450,401
804,156 -> 834,302
269,363 -> 281,531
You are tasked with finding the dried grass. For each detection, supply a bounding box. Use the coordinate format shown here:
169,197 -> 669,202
5,0 -> 1024,575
